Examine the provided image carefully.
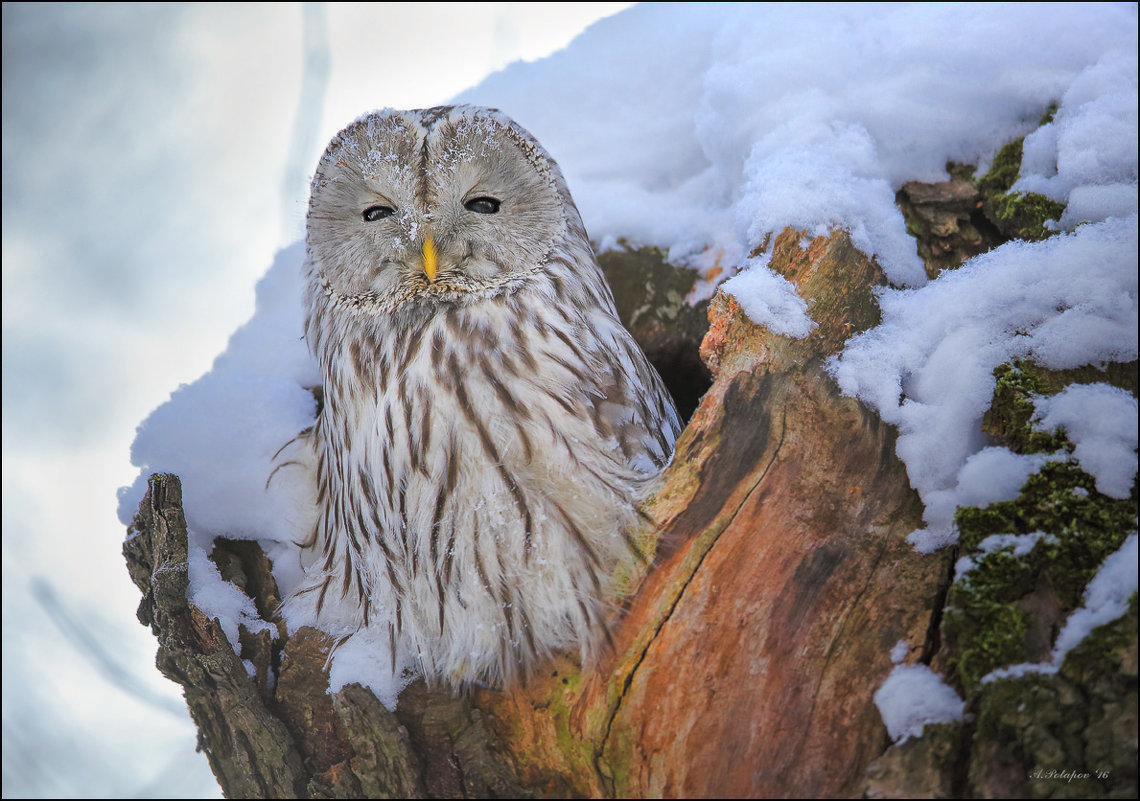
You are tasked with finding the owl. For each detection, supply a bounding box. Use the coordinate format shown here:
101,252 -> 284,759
283,105 -> 680,690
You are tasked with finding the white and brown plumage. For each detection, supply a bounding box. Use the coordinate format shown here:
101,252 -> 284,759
283,106 -> 679,689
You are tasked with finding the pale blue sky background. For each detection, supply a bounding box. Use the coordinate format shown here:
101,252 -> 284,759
1,3 -> 629,795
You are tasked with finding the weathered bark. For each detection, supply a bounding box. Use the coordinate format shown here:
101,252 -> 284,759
469,229 -> 950,799
124,475 -> 309,798
896,171 -> 1005,279
125,475 -> 523,799
596,231 -> 944,798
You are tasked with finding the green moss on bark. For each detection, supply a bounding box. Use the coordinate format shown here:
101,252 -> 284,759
948,458 -> 1135,691
985,191 -> 1067,241
983,363 -> 1069,454
944,595 -> 1032,691
972,118 -> 1066,241
968,599 -> 1138,798
943,358 -> 1137,692
977,138 -> 1025,196
895,104 -> 1067,279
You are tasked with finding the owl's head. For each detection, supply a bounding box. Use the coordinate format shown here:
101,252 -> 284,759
307,106 -> 584,314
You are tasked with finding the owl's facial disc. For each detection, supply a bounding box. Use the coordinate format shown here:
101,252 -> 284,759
308,107 -> 567,314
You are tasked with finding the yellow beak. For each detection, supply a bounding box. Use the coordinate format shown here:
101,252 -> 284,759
422,235 -> 437,283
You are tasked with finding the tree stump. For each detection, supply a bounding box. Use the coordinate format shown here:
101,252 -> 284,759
124,229 -> 955,798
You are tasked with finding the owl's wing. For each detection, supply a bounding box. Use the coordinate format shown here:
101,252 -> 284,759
588,325 -> 681,475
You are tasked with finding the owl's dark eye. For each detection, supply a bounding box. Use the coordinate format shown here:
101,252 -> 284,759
362,204 -> 395,221
464,196 -> 501,215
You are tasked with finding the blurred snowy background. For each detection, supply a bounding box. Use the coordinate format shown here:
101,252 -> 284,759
1,3 -> 629,796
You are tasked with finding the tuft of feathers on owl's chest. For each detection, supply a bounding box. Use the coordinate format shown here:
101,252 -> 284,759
320,281 -> 621,487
